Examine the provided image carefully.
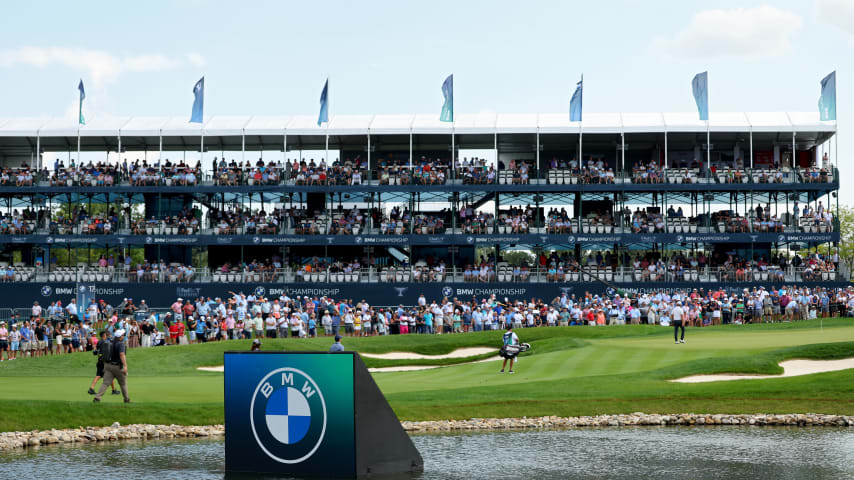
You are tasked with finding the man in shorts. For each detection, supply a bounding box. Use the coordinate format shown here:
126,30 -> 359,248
8,323 -> 20,360
499,325 -> 520,374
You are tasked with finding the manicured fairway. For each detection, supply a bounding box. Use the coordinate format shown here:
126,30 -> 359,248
1,319 -> 853,432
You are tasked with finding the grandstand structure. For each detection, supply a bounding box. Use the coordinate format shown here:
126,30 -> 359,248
0,112 -> 841,306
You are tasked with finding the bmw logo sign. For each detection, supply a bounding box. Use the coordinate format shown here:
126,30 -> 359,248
442,286 -> 453,297
250,368 -> 327,464
778,234 -> 786,243
255,286 -> 266,297
466,236 -> 474,244
46,236 -> 54,244
355,236 -> 363,244
605,287 -> 617,297
41,286 -> 52,297
145,236 -> 153,244
676,235 -> 684,243
253,236 -> 261,244
79,285 -> 87,293
566,235 -> 576,243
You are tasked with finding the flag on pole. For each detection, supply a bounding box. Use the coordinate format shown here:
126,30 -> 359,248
692,71 -> 709,121
77,79 -> 86,125
819,71 -> 836,121
570,75 -> 583,122
190,77 -> 204,123
317,78 -> 329,126
440,74 -> 454,122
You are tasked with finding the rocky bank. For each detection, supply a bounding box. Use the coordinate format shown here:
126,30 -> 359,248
2,413 -> 853,451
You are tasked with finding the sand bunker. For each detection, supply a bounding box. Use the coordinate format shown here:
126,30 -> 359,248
196,347 -> 499,374
359,347 -> 495,360
368,356 -> 501,373
672,358 -> 854,383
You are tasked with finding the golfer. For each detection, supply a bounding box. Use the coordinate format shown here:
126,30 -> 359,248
671,302 -> 686,344
93,329 -> 131,403
499,325 -> 520,374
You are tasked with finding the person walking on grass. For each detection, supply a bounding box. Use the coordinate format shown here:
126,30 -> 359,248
500,325 -> 520,374
88,330 -> 119,396
93,329 -> 131,404
671,301 -> 686,344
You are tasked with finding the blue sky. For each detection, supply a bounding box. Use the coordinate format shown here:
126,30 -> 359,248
0,1 -> 851,196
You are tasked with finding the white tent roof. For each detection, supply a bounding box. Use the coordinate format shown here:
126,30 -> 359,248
0,112 -> 835,138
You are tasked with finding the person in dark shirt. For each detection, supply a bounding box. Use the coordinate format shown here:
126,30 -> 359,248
88,331 -> 118,395
93,329 -> 130,403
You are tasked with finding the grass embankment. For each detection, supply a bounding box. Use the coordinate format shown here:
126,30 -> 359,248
1,319 -> 853,431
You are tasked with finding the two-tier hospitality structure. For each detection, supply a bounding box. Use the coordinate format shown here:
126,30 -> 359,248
0,111 -> 841,307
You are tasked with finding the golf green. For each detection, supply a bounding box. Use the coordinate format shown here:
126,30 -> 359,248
1,319 -> 853,432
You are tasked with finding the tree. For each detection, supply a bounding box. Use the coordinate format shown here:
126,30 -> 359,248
831,204 -> 854,274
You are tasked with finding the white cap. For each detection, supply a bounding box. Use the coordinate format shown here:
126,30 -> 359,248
113,329 -> 126,338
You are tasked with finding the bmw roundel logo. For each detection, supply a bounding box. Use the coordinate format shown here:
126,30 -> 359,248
605,287 -> 617,297
250,368 -> 327,464
41,285 -> 52,296
255,286 -> 266,297
355,236 -> 363,244
466,236 -> 474,244
566,235 -> 576,243
145,236 -> 153,244
253,236 -> 261,244
79,285 -> 87,292
675,235 -> 684,243
778,234 -> 786,243
442,286 -> 453,297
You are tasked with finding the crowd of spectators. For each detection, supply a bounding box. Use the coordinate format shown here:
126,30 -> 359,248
5,284 -> 854,362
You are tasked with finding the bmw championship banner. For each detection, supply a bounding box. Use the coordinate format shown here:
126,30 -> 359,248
225,352 -> 356,476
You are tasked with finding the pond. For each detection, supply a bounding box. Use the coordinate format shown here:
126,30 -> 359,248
1,426 -> 853,479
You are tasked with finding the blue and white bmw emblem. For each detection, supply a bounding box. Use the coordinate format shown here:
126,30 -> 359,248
250,368 -> 327,464
442,286 -> 453,297
41,285 -> 52,296
255,286 -> 266,297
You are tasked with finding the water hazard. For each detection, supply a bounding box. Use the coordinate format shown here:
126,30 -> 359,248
1,426 -> 853,479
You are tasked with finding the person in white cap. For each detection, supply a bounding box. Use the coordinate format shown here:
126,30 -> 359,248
93,328 -> 130,403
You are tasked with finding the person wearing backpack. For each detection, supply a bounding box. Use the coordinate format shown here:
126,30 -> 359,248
499,325 -> 520,374
93,329 -> 131,403
88,330 -> 118,396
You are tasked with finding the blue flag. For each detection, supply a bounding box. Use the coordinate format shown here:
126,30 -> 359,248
317,78 -> 329,126
77,79 -> 86,125
819,71 -> 836,121
440,74 -> 453,122
692,71 -> 709,121
190,76 -> 204,123
570,75 -> 583,122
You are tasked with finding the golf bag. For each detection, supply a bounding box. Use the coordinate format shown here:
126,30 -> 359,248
499,342 -> 531,359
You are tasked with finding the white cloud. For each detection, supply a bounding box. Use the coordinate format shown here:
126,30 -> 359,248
651,5 -> 803,59
0,46 -> 190,86
817,0 -> 854,45
187,52 -> 206,67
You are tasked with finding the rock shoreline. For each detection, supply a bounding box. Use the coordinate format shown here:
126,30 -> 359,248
0,423 -> 223,451
2,414 -> 853,451
400,413 -> 854,432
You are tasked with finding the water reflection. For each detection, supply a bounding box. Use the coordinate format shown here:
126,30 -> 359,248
1,427 -> 852,479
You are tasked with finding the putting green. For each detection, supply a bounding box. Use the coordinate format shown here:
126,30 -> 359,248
1,319 -> 853,432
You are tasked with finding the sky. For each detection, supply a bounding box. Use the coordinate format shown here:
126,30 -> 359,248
0,0 -> 851,198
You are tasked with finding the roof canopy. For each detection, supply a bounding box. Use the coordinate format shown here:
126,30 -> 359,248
0,112 -> 836,139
